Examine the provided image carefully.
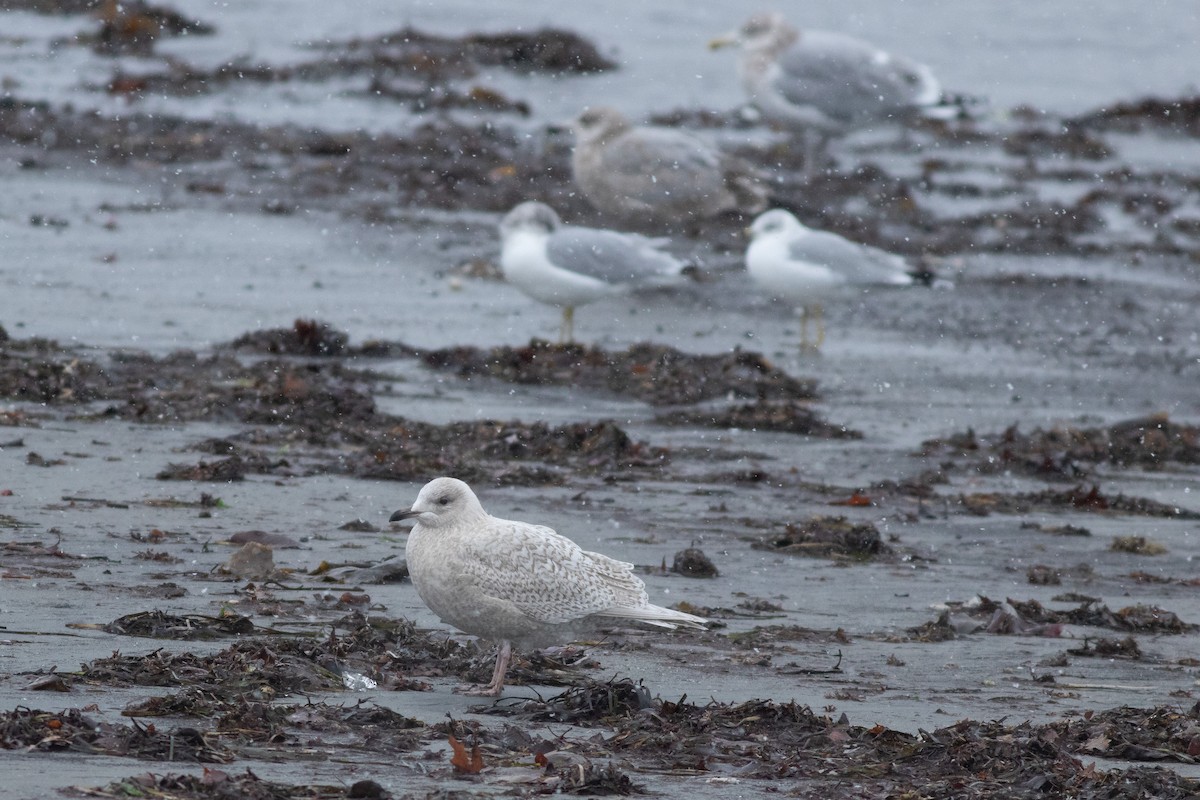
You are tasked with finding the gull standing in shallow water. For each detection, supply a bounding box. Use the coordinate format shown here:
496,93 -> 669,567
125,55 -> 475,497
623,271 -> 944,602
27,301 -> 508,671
710,13 -> 955,173
570,106 -> 766,230
390,477 -> 708,697
498,201 -> 689,343
746,209 -> 938,350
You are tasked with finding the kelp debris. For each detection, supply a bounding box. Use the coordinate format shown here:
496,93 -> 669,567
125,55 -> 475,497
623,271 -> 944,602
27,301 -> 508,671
352,26 -> 617,74
0,338 -> 110,403
420,340 -> 818,406
485,678 -> 653,725
727,624 -> 852,650
670,547 -> 719,578
81,616 -> 477,694
103,611 -> 256,640
921,415 -> 1200,480
1020,521 -> 1092,536
156,454 -> 285,482
550,760 -> 642,796
90,1 -> 213,55
750,516 -> 889,560
1027,564 -> 1063,585
124,691 -> 424,751
466,677 -> 1200,792
62,769 -> 378,800
907,596 -> 1195,640
1071,95 -> 1200,136
1049,703 -> 1200,763
228,319 -> 350,357
0,331 -> 669,486
101,24 -> 612,104
656,399 -> 858,438
358,418 -> 667,485
1110,535 -> 1168,555
1067,636 -> 1143,660
954,484 -> 1199,518
0,706 -> 232,762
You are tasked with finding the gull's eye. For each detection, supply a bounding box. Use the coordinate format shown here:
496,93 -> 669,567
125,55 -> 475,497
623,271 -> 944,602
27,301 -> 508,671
438,496 -> 451,506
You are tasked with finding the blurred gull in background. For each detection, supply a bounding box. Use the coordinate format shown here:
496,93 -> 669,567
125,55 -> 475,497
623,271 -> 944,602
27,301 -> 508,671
745,209 -> 944,350
711,13 -> 960,174
570,106 -> 767,231
498,201 -> 690,343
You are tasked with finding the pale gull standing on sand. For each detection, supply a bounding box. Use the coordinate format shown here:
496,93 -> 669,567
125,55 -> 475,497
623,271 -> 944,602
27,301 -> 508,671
389,477 -> 708,697
710,13 -> 955,173
570,106 -> 767,230
746,209 -> 940,350
498,201 -> 689,343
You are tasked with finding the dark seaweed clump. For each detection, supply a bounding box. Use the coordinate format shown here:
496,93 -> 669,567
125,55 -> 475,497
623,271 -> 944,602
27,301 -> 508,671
921,415 -> 1200,480
421,340 -> 818,406
751,516 -> 889,560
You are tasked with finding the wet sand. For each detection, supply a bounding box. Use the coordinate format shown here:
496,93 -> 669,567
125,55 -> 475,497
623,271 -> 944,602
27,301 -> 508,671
2,3 -> 1200,798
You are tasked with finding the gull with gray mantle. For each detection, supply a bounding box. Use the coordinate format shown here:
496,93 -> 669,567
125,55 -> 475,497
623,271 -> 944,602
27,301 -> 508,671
499,201 -> 689,343
389,477 -> 708,697
710,13 -> 958,174
746,209 -> 943,350
570,106 -> 766,230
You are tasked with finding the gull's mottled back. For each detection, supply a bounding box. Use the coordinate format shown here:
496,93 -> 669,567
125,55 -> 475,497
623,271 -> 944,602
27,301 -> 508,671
570,106 -> 766,230
390,477 -> 707,696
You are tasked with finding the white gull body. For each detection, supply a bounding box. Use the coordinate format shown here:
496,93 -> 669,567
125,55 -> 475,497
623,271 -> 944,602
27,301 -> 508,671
746,209 -> 923,349
390,477 -> 708,696
498,201 -> 687,342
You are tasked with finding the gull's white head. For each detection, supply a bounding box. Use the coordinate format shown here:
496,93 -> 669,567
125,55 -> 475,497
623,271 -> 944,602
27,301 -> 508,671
748,209 -> 807,241
710,12 -> 797,54
571,106 -> 631,148
499,201 -> 561,241
389,477 -> 485,529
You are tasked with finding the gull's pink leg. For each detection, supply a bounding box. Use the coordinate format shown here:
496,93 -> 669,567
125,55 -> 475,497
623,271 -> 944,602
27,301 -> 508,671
454,640 -> 512,697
